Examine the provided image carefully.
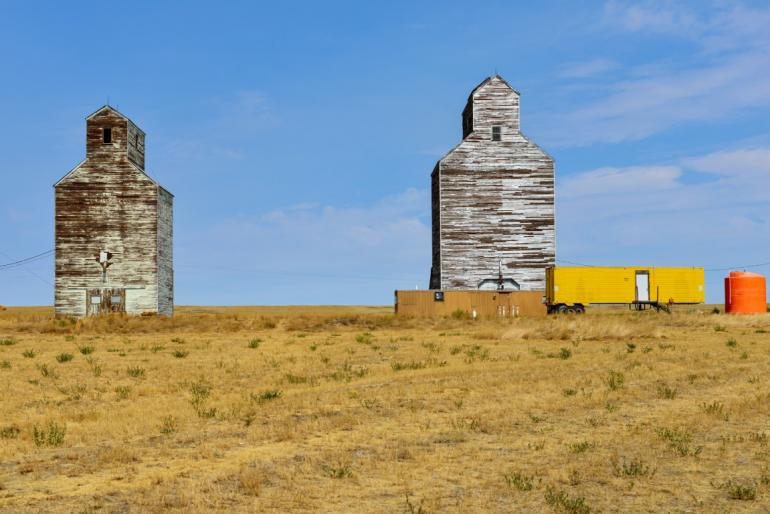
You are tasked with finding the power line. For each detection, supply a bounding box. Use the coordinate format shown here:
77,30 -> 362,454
0,249 -> 54,270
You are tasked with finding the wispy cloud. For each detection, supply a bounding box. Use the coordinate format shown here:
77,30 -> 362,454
545,2 -> 770,146
557,145 -> 770,293
177,188 -> 431,303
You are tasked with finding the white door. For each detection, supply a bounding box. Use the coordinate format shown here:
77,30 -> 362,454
635,272 -> 650,302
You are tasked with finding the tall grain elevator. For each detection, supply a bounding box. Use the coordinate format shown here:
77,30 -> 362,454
430,75 -> 555,292
54,106 -> 173,317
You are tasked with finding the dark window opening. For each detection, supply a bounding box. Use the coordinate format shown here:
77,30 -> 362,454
492,126 -> 501,141
103,128 -> 112,144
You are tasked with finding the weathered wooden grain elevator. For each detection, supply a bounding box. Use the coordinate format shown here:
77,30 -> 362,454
429,75 -> 555,292
54,106 -> 173,317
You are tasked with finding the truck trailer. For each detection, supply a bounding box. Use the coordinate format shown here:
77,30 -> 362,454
545,266 -> 705,313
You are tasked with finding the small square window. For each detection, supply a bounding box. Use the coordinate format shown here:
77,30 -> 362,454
492,126 -> 501,141
111,295 -> 122,304
103,128 -> 112,144
434,291 -> 444,302
90,295 -> 101,305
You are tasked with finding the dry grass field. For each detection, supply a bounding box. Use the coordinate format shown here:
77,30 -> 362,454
0,305 -> 769,513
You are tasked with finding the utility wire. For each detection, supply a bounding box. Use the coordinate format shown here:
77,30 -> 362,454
0,249 -> 54,270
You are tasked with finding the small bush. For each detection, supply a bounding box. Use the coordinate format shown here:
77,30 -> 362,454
251,389 -> 282,403
626,343 -> 636,353
159,415 -> 177,435
22,349 -> 36,358
0,425 -> 21,439
86,357 -> 102,377
115,385 -> 131,400
606,370 -> 625,391
725,480 -> 756,501
126,366 -> 145,378
0,338 -> 16,346
78,346 -> 95,355
37,364 -> 57,378
189,379 -> 212,416
613,456 -> 655,478
355,333 -> 374,344
544,486 -> 590,514
0,360 -> 10,369
392,360 -> 427,371
151,344 -> 165,353
656,426 -> 702,456
656,382 -> 677,400
32,421 -> 66,447
450,309 -> 470,320
173,350 -> 189,358
504,470 -> 534,491
568,440 -> 594,454
726,338 -> 737,348
563,388 -> 577,397
56,353 -> 74,363
323,462 -> 353,479
248,338 -> 261,349
701,401 -> 729,421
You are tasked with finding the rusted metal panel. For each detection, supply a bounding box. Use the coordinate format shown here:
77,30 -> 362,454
395,290 -> 546,317
55,106 -> 173,317
430,76 -> 555,292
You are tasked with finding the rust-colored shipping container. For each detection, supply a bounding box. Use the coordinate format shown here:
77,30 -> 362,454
394,290 -> 546,318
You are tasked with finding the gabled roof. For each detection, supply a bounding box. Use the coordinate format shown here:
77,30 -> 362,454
466,74 -> 520,102
86,104 -> 131,121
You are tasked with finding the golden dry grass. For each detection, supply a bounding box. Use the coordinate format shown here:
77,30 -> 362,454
0,306 -> 769,513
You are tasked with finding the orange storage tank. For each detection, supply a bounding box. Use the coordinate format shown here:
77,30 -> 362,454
724,271 -> 767,314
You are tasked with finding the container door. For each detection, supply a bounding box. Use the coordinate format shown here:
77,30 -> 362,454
86,289 -> 102,316
107,289 -> 126,313
635,271 -> 650,302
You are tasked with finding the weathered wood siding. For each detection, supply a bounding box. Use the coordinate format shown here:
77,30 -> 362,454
55,106 -> 173,317
430,76 -> 555,291
157,187 -> 174,317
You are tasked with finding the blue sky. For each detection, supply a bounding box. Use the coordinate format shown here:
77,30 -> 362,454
1,1 -> 769,305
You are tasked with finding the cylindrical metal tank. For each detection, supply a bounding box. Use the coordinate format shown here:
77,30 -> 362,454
724,271 -> 767,314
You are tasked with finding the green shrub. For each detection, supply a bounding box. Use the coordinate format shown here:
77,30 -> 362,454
22,349 -> 36,358
725,480 -> 756,500
32,421 -> 66,447
606,370 -> 625,391
78,346 -> 95,355
173,350 -> 189,358
544,487 -> 590,514
248,338 -> 261,349
56,353 -> 74,363
0,338 -> 16,346
504,470 -> 534,491
126,366 -> 145,378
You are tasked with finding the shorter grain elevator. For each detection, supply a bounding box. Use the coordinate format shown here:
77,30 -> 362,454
54,106 -> 173,317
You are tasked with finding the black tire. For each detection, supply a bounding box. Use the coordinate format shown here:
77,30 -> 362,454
565,306 -> 576,314
574,304 -> 585,314
556,304 -> 568,314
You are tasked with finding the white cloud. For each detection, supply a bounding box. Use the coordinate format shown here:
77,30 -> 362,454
545,2 -> 770,146
177,188 -> 431,303
602,0 -> 700,36
560,166 -> 680,198
557,146 -> 770,300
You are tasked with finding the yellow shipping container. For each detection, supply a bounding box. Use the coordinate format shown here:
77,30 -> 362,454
546,267 -> 704,313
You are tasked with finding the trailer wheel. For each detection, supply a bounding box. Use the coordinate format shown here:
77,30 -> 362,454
556,304 -> 568,314
574,304 -> 585,314
565,306 -> 576,314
